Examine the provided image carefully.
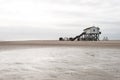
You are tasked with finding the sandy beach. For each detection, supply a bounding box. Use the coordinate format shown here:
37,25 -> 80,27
0,40 -> 120,48
0,40 -> 120,80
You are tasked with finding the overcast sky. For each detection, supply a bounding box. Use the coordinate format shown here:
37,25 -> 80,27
0,0 -> 120,40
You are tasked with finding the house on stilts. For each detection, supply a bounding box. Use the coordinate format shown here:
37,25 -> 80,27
59,26 -> 101,41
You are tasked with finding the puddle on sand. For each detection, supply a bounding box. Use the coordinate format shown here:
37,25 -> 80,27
0,47 -> 120,80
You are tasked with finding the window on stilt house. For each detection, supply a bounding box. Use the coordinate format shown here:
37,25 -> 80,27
93,29 -> 95,32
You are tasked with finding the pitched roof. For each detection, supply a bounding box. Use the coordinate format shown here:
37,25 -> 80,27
84,26 -> 99,31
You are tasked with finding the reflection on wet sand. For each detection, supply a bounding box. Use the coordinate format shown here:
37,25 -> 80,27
0,46 -> 120,80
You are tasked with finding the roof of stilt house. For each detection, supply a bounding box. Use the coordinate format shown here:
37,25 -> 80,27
84,26 -> 100,31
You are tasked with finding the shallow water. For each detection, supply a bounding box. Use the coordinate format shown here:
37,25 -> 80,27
0,47 -> 120,80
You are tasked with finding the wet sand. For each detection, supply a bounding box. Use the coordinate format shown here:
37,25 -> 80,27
0,40 -> 120,80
